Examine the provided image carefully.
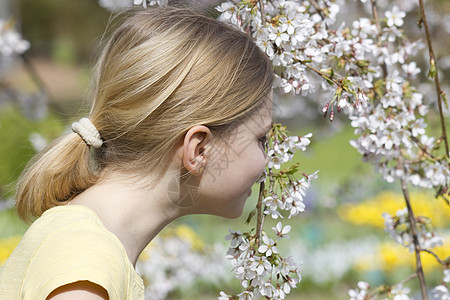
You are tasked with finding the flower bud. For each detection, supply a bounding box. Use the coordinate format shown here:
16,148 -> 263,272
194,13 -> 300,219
322,103 -> 329,117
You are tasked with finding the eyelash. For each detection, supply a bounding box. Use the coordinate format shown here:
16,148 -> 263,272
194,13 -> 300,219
259,136 -> 268,150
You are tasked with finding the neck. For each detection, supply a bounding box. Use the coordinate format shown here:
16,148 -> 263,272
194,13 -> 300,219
70,171 -> 188,267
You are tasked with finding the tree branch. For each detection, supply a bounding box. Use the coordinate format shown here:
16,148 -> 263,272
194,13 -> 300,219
421,248 -> 447,267
401,178 -> 428,299
302,62 -> 342,87
370,0 -> 387,78
398,272 -> 419,286
255,181 -> 265,247
258,0 -> 265,22
21,53 -> 50,99
370,0 -> 381,32
368,273 -> 418,299
309,0 -> 325,21
417,0 -> 449,157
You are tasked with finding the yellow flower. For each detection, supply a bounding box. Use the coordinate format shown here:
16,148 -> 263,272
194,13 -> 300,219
338,191 -> 450,228
354,235 -> 449,273
0,235 -> 21,265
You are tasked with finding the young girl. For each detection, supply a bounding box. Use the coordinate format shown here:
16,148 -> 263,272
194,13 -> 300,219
0,6 -> 273,299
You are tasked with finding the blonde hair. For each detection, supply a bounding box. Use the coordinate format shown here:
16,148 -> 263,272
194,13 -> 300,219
16,7 -> 273,222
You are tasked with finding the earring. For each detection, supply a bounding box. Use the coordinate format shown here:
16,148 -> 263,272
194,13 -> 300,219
197,154 -> 207,174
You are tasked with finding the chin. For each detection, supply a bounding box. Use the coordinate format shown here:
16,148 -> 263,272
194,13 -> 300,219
222,209 -> 244,219
221,196 -> 248,219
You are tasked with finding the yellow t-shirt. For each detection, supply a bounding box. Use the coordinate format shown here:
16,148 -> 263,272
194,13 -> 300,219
0,205 -> 144,299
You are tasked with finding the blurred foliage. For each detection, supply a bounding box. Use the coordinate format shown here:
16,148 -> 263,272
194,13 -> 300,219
0,104 -> 64,198
291,126 -> 371,186
18,0 -> 112,64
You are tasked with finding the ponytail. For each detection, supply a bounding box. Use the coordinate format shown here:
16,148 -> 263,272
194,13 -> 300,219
15,133 -> 99,223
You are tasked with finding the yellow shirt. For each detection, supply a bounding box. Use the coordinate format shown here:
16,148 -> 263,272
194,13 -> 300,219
0,205 -> 144,299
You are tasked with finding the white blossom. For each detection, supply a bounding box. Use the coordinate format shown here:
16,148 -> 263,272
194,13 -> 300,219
391,284 -> 411,300
431,285 -> 450,300
348,281 -> 370,300
272,222 -> 291,240
445,269 -> 450,283
0,20 -> 30,58
385,6 -> 406,27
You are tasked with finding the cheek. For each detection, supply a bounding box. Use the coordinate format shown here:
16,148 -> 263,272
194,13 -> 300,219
239,151 -> 267,186
253,148 -> 269,175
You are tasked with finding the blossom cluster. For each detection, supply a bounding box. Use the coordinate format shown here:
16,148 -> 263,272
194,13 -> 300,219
136,225 -> 228,300
216,0 -> 449,298
431,268 -> 450,300
220,126 -> 317,299
217,0 -> 449,197
382,208 -> 444,252
348,281 -> 412,300
220,225 -> 300,300
264,129 -> 317,219
0,20 -> 30,59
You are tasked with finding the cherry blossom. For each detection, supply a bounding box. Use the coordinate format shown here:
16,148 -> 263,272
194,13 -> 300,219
0,20 -> 30,58
348,281 -> 370,300
258,234 -> 278,257
385,6 -> 406,27
272,222 -> 291,240
390,284 -> 411,300
431,285 -> 450,300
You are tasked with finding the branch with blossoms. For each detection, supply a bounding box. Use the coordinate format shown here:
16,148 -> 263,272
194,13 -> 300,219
219,125 -> 317,300
0,18 -> 49,119
417,0 -> 449,157
108,0 -> 449,298
216,0 -> 449,299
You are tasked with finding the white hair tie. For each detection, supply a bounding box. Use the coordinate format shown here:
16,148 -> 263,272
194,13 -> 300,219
71,118 -> 103,148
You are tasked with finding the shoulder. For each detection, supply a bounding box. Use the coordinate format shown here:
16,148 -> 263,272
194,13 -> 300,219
27,205 -> 127,266
19,206 -> 135,299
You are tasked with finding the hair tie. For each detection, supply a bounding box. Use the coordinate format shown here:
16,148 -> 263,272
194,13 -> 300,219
71,118 -> 103,148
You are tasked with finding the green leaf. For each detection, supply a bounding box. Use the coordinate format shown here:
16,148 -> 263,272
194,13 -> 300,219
441,91 -> 448,109
245,208 -> 257,225
428,59 -> 436,79
323,76 -> 335,86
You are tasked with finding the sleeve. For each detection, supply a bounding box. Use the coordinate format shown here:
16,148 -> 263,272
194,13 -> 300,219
20,222 -> 131,300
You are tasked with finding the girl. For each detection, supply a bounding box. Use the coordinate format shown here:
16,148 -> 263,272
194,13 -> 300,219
0,6 -> 273,300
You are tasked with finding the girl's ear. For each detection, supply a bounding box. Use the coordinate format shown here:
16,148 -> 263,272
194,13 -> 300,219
181,125 -> 212,176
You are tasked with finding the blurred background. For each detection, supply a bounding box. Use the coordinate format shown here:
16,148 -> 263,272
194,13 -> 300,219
0,0 -> 449,299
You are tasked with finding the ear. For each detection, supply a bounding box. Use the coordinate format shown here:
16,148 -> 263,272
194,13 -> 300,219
181,125 -> 212,176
